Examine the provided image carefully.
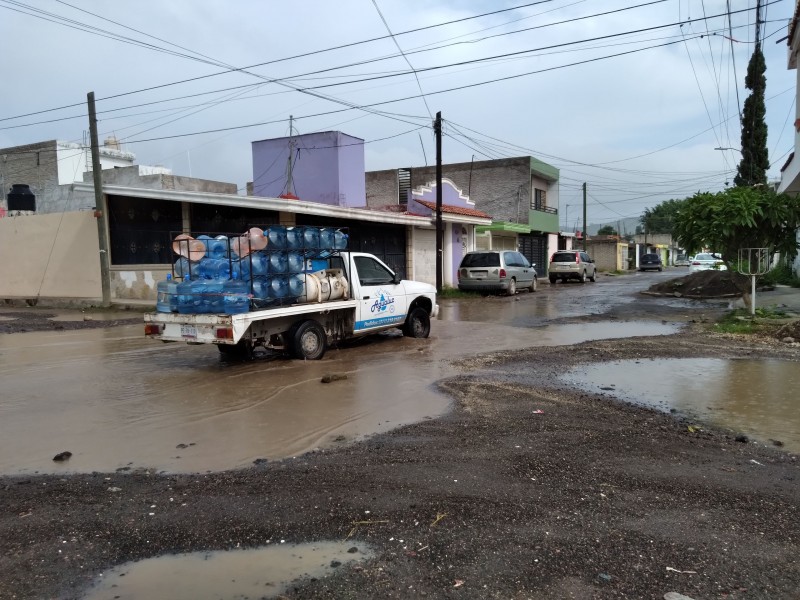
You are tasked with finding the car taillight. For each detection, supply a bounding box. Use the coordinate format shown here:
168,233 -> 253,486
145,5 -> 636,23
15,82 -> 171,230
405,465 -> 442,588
575,253 -> 581,264
692,261 -> 701,265
499,268 -> 507,278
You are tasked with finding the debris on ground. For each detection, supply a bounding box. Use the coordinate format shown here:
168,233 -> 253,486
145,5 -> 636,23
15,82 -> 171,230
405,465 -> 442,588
646,271 -> 745,298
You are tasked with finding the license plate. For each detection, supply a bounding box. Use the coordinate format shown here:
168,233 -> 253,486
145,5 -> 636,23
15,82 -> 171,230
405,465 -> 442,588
181,324 -> 197,338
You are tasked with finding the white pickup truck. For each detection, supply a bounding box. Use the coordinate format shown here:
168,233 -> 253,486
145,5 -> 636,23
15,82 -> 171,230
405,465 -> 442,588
144,252 -> 438,360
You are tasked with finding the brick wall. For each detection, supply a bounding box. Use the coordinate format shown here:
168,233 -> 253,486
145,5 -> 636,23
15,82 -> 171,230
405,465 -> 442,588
0,140 -> 59,212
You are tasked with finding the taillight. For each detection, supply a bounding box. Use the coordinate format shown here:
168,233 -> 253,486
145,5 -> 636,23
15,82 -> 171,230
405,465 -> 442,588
691,261 -> 701,265
575,253 -> 581,264
144,323 -> 161,336
499,268 -> 507,279
215,327 -> 234,340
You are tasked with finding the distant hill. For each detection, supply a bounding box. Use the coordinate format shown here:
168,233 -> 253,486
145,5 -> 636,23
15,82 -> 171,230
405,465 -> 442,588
585,217 -> 641,236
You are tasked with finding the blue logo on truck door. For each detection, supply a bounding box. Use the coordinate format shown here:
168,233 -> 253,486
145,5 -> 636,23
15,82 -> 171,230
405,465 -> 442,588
356,289 -> 404,330
371,289 -> 395,314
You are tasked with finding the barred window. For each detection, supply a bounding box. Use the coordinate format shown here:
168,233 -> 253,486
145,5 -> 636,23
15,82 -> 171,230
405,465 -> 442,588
531,188 -> 547,210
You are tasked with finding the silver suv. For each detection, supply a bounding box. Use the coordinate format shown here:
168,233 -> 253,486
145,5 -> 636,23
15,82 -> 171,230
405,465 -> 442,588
548,250 -> 597,284
457,251 -> 538,296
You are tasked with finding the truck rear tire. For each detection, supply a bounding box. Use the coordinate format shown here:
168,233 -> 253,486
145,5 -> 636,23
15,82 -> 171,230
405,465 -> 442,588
291,320 -> 327,360
403,307 -> 431,338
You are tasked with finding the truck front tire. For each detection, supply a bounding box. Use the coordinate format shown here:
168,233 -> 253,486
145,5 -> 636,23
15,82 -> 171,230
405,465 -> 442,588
291,320 -> 327,360
403,307 -> 431,338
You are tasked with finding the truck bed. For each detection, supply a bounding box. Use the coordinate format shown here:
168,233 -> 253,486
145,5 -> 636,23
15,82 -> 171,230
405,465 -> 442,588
145,299 -> 359,344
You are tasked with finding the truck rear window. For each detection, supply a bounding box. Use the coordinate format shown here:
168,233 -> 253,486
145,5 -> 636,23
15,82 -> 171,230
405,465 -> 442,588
460,253 -> 500,268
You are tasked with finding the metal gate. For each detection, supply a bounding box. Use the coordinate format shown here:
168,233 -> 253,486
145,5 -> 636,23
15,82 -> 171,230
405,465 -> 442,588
518,234 -> 548,276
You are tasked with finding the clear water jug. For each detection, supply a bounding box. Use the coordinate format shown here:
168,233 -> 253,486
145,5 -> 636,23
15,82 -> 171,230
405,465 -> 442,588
196,235 -> 213,258
156,274 -> 178,313
173,257 -> 195,279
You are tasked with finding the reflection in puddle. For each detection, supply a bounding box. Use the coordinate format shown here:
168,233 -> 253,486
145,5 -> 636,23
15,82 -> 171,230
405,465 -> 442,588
81,541 -> 372,600
562,358 -> 800,451
0,321 -> 679,474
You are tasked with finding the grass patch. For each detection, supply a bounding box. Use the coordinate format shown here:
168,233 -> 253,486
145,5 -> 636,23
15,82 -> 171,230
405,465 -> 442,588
712,307 -> 788,335
759,262 -> 800,288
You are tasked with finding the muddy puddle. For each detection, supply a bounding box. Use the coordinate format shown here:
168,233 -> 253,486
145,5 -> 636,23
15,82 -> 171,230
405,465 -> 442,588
80,541 -> 372,600
0,320 -> 679,475
562,358 -> 800,452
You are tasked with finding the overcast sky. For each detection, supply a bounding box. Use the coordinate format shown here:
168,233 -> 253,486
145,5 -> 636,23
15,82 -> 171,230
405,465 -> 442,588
0,0 -> 796,229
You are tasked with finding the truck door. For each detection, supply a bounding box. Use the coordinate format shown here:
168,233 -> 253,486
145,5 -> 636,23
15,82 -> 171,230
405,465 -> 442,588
352,255 -> 408,332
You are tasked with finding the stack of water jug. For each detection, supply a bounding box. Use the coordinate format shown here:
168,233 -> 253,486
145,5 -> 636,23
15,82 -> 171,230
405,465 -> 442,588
156,226 -> 349,315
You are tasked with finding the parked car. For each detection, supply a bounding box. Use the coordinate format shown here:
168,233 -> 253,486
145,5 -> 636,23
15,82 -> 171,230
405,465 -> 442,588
690,253 -> 727,273
457,250 -> 537,296
638,253 -> 663,272
548,250 -> 597,283
674,256 -> 690,267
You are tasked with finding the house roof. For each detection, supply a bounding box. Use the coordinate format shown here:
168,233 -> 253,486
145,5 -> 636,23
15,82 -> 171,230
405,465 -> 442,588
414,199 -> 491,219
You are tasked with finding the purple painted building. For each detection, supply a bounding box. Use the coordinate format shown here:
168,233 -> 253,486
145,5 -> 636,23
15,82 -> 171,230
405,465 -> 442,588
251,131 -> 366,207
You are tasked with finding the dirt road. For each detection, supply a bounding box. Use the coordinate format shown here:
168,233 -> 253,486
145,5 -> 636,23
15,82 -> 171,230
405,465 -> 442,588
1,281 -> 799,599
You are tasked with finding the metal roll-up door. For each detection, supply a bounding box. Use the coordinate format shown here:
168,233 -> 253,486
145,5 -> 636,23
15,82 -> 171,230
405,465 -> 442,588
518,234 -> 547,276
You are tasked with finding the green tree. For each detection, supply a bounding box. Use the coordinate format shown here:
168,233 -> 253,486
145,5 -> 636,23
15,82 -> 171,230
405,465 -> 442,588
672,187 -> 800,270
640,199 -> 687,235
597,225 -> 618,235
734,44 -> 769,187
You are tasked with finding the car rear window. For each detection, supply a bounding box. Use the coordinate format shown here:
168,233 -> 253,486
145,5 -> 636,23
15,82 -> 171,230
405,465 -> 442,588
643,254 -> 659,261
460,253 -> 500,268
551,252 -> 577,263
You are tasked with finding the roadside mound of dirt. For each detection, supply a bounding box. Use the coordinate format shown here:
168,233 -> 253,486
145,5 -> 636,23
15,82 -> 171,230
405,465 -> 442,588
776,319 -> 800,341
646,270 -> 743,298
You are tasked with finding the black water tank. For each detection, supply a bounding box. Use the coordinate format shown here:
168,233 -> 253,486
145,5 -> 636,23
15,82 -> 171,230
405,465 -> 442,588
7,184 -> 35,212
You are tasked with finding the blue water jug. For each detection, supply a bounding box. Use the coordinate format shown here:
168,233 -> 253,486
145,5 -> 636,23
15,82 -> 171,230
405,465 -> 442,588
266,225 -> 287,249
223,279 -> 249,315
285,227 -> 303,250
333,229 -> 348,250
173,257 -> 196,279
196,235 -> 213,258
303,226 -> 320,250
268,252 -> 288,274
269,275 -> 290,299
198,258 -> 231,280
250,276 -> 270,300
287,251 -> 305,273
202,279 -> 225,313
156,274 -> 178,313
319,228 -> 335,250
207,236 -> 229,260
288,273 -> 306,299
176,276 -> 196,314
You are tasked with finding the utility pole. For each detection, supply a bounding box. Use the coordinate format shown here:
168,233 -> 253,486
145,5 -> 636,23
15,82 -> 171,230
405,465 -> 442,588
88,91 -> 111,307
582,182 -> 587,251
434,112 -> 443,292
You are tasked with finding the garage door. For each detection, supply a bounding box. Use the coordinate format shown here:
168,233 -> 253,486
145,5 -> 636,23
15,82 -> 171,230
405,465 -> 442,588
518,234 -> 548,276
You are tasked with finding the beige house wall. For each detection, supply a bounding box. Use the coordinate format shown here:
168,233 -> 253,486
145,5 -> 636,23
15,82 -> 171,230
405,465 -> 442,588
0,212 -> 102,299
587,241 -> 629,271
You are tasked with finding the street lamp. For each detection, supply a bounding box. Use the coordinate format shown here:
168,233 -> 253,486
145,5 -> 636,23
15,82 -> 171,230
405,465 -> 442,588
715,146 -> 743,154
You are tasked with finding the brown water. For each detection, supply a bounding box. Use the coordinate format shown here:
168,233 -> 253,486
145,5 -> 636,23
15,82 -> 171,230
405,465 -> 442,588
0,321 -> 679,475
80,541 -> 372,600
562,358 -> 800,451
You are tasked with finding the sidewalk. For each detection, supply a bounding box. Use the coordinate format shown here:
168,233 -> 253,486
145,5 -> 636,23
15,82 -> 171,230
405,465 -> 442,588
748,284 -> 800,314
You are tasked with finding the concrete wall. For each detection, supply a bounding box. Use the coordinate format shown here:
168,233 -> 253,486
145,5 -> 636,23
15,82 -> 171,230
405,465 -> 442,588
366,156 -> 560,232
252,131 -> 366,207
586,241 -> 628,271
0,211 -> 102,300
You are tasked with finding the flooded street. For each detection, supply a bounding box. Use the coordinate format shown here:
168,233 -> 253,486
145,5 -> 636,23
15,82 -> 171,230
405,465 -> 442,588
562,357 -> 800,452
0,312 -> 678,475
